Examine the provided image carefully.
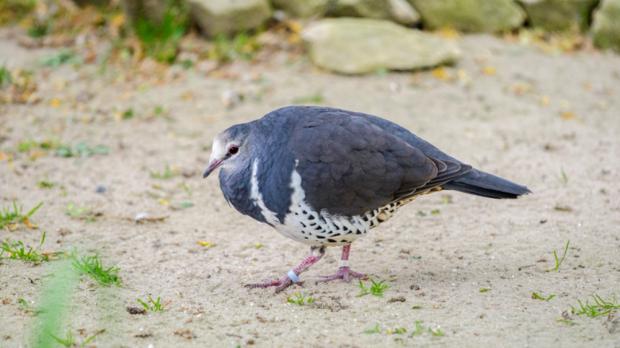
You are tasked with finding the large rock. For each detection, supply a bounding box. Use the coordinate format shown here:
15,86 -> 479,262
329,0 -> 420,25
271,0 -> 330,18
409,0 -> 525,32
519,0 -> 598,31
592,0 -> 620,52
302,18 -> 460,74
188,0 -> 271,36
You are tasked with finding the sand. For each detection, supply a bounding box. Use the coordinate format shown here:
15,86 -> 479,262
1,31 -> 620,347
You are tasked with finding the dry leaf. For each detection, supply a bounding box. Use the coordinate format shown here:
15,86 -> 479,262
482,66 -> 496,76
431,67 -> 451,81
197,241 -> 215,248
560,111 -> 576,120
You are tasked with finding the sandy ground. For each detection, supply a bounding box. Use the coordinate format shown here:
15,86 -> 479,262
1,29 -> 620,347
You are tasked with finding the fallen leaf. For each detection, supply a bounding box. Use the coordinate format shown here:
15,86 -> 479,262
49,98 -> 61,108
560,111 -> 576,120
431,67 -> 451,81
197,241 -> 215,248
482,66 -> 496,76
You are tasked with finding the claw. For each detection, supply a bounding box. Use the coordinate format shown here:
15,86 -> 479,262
317,266 -> 367,283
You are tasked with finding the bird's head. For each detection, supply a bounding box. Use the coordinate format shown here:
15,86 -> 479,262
203,123 -> 252,178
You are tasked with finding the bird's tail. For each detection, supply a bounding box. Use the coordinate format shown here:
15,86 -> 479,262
443,169 -> 531,199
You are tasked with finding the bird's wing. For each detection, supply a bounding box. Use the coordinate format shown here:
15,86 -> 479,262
288,111 -> 469,216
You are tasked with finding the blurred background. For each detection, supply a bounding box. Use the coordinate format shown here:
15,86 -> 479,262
1,0 -> 620,347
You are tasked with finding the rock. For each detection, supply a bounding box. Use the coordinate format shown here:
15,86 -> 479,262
271,0 -> 330,18
329,0 -> 419,25
592,0 -> 620,52
302,18 -> 460,74
409,0 -> 525,32
388,0 -> 420,25
519,0 -> 598,31
188,0 -> 271,36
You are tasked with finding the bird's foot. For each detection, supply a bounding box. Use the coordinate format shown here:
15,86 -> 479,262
245,275 -> 302,293
317,267 -> 367,283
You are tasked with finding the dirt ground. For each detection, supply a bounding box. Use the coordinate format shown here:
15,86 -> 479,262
1,29 -> 620,347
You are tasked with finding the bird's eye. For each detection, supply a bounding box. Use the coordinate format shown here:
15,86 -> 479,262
228,146 -> 239,155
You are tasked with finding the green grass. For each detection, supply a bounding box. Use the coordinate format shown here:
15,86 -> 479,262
65,203 -> 98,222
31,259 -> 80,348
0,231 -> 52,264
55,142 -> 109,158
0,201 -> 43,230
531,291 -> 556,301
37,180 -> 55,189
137,295 -> 164,312
559,168 -> 569,185
209,32 -> 262,63
0,64 -> 12,87
548,240 -> 570,272
292,92 -> 325,104
72,255 -> 121,287
133,0 -> 188,63
571,294 -> 620,318
357,278 -> 389,297
386,327 -> 407,335
51,330 -> 103,348
150,165 -> 176,179
287,292 -> 315,306
41,50 -> 81,68
363,324 -> 382,334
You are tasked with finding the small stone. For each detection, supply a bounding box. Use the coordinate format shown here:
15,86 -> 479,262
519,0 -> 598,31
592,0 -> 620,52
126,306 -> 147,315
303,18 -> 459,74
188,0 -> 271,36
409,0 -> 525,32
271,0 -> 329,18
388,296 -> 406,303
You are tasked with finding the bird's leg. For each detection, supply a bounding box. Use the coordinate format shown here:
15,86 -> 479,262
317,244 -> 367,283
245,246 -> 326,293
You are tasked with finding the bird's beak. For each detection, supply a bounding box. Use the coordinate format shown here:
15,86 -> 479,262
203,159 -> 223,178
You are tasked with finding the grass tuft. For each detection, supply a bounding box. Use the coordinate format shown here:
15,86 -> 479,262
357,278 -> 389,297
72,254 -> 121,287
287,292 -> 315,306
571,294 -> 620,318
0,231 -> 55,264
133,0 -> 188,63
0,201 -> 43,230
137,295 -> 164,312
531,291 -> 556,301
547,240 -> 570,272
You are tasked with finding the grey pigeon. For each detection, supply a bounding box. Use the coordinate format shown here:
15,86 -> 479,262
203,106 -> 530,292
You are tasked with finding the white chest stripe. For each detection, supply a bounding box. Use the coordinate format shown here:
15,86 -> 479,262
250,159 -> 279,225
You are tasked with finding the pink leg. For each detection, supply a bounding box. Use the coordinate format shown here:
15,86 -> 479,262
317,244 -> 367,283
245,246 -> 325,293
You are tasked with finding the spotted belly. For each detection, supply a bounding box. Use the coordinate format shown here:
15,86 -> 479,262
275,201 -> 398,246
249,158 -> 416,246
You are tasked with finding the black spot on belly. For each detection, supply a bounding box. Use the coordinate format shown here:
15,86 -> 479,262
300,222 -> 306,228
340,239 -> 347,243
342,226 -> 349,232
356,230 -> 362,235
308,215 -> 315,220
314,225 -> 322,231
309,222 -> 316,226
327,238 -> 337,243
316,235 -> 325,239
331,233 -> 341,237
